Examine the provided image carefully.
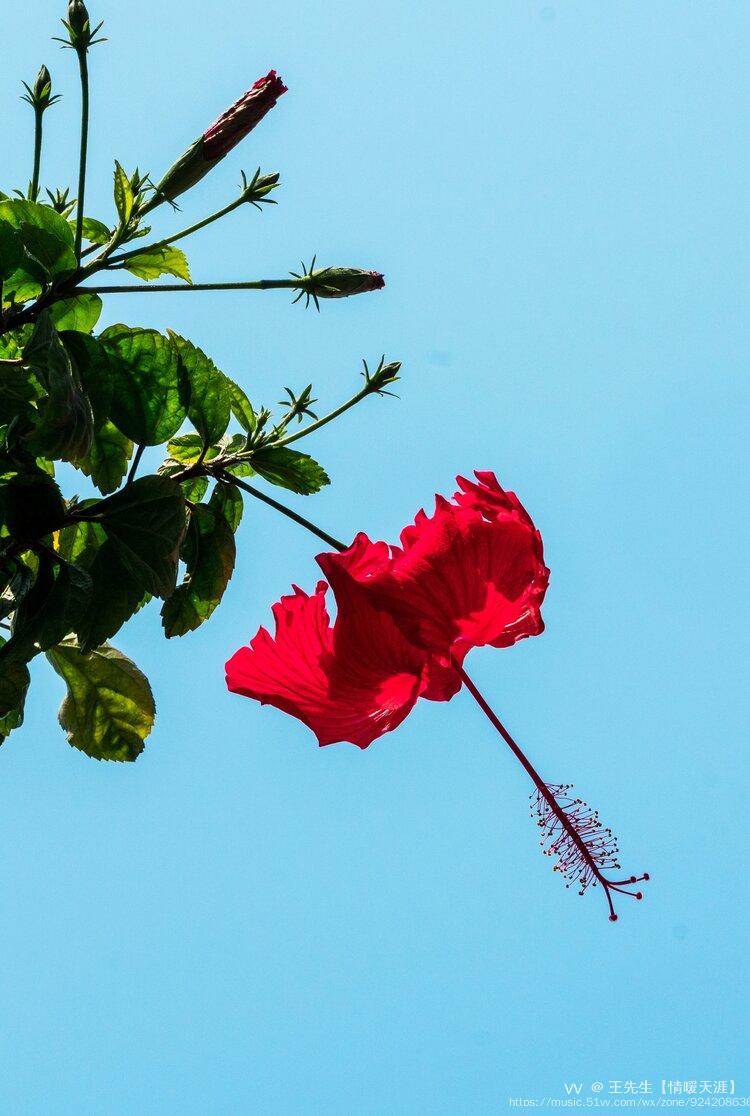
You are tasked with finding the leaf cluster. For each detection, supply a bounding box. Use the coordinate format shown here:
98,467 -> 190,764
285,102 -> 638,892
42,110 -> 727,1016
1,7 -> 395,765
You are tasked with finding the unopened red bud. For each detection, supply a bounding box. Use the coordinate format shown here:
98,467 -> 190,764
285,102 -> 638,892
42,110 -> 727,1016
203,71 -> 287,160
147,71 -> 287,211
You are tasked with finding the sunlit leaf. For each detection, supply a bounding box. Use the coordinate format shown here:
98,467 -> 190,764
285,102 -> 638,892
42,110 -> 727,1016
124,244 -> 191,283
46,640 -> 155,761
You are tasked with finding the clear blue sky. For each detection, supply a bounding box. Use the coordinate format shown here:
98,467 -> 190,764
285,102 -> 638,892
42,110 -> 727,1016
2,1 -> 748,1111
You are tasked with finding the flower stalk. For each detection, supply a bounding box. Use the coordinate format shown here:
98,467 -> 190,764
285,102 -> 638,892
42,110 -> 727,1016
104,171 -> 280,270
275,359 -> 400,448
21,65 -> 61,201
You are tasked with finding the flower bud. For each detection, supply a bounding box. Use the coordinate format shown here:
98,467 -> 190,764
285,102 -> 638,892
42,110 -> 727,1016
203,71 -> 287,160
242,170 -> 280,205
22,65 -> 60,112
33,65 -> 52,104
67,0 -> 89,36
303,267 -> 385,299
147,72 -> 287,211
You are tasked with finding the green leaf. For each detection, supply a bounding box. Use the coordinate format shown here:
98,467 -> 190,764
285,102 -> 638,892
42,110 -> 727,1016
0,556 -> 36,623
49,293 -> 103,333
46,641 -> 155,762
181,475 -> 209,502
18,223 -> 76,279
250,446 -> 330,495
0,469 -> 66,538
0,363 -> 44,425
92,474 -> 186,598
161,504 -> 236,637
165,432 -> 204,464
168,332 -> 230,445
77,217 -> 112,245
0,219 -> 23,280
225,376 -> 256,433
210,480 -> 243,532
101,325 -> 186,446
76,420 -> 134,495
0,199 -> 75,248
23,312 -> 94,462
0,201 -> 77,297
61,332 -> 112,424
57,518 -> 144,652
124,244 -> 191,283
0,555 -> 92,665
113,161 -> 134,226
0,642 -> 30,719
0,633 -> 30,743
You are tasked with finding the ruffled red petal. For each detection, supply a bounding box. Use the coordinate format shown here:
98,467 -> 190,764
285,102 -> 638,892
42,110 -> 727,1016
322,473 -> 549,670
318,534 -> 462,702
225,579 -> 426,749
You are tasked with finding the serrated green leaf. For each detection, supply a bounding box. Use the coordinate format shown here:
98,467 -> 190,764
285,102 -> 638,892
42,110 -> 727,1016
0,555 -> 92,665
225,377 -> 256,433
77,217 -> 112,245
49,293 -> 102,333
46,641 -> 155,761
124,244 -> 191,283
101,325 -> 186,446
180,475 -> 209,502
113,161 -> 134,226
76,420 -> 133,495
18,223 -> 76,279
165,432 -> 204,464
168,333 -> 230,445
91,474 -> 186,599
0,199 -> 74,247
209,480 -> 243,532
161,504 -> 236,637
250,446 -> 329,495
0,202 -> 76,300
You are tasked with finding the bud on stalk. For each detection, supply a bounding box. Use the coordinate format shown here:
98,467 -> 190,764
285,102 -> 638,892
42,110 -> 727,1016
29,66 -> 53,109
293,265 -> 385,307
22,65 -> 61,113
55,0 -> 104,52
145,71 -> 287,213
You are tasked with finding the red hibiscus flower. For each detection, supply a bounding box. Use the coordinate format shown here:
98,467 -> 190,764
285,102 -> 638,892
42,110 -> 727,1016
225,469 -> 647,920
320,470 -> 549,678
226,473 -> 546,743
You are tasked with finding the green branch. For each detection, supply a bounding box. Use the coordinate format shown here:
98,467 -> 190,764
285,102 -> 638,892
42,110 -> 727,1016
31,108 -> 43,201
73,50 -> 89,262
77,279 -> 295,294
106,197 -> 246,268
